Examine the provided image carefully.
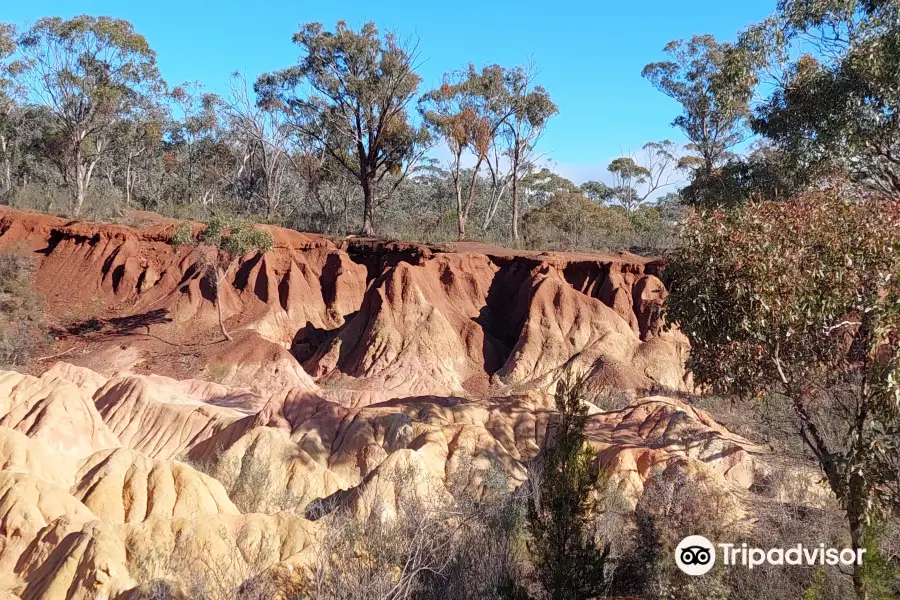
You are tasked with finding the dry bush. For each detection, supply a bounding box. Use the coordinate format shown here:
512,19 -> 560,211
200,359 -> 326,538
183,439 -> 315,514
416,457 -> 533,600
585,387 -> 634,412
599,391 -> 885,600
722,499 -> 855,600
303,453 -> 532,600
127,523 -> 303,600
0,247 -> 45,366
608,466 -> 740,600
304,466 -> 459,600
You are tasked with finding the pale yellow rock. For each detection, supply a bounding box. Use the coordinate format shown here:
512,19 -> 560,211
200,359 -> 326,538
0,363 -> 770,598
20,520 -> 134,600
202,426 -> 347,513
71,448 -> 239,523
0,427 -> 76,488
0,371 -> 119,460
41,363 -> 109,398
93,375 -> 245,459
0,472 -> 96,574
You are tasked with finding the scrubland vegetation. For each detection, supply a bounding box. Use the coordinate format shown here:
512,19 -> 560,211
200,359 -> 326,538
0,0 -> 899,599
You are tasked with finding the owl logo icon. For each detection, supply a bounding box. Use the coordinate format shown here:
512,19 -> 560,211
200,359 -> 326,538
675,536 -> 716,575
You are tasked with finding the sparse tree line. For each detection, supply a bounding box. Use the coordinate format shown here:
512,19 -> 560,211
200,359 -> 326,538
2,1 -> 900,249
0,16 -> 680,250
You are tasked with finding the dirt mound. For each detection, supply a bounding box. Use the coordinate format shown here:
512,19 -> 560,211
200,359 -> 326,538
0,471 -> 97,574
0,207 -> 684,405
306,254 -> 688,406
0,372 -> 120,460
587,396 -> 764,507
71,448 -> 239,523
0,362 -> 777,598
92,374 -> 250,459
0,208 -> 737,597
0,427 -> 77,489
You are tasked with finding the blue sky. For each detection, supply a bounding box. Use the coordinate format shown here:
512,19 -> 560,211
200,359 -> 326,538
6,0 -> 774,184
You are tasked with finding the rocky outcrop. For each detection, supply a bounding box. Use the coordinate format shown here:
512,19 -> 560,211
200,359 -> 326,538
0,362 -> 770,599
0,207 -> 685,405
71,448 -> 240,523
0,209 -> 773,599
0,372 -> 120,460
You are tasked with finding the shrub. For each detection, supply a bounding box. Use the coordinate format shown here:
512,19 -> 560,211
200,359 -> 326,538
526,371 -> 611,600
0,247 -> 44,366
522,192 -> 634,251
664,191 -> 900,597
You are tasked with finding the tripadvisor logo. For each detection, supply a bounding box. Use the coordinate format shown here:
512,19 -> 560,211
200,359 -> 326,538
675,536 -> 866,576
675,535 -> 716,576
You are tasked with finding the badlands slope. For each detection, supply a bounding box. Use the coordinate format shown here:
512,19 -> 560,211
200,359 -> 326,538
0,208 -> 767,599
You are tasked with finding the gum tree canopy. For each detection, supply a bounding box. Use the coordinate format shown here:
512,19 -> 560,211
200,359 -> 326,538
18,16 -> 162,216
255,21 -> 430,236
664,193 -> 900,597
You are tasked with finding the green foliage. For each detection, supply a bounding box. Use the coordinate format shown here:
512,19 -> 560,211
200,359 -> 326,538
17,15 -> 163,215
522,191 -> 634,250
527,371 -> 610,600
579,180 -> 611,203
170,222 -> 193,248
741,0 -> 900,193
604,141 -> 678,211
625,202 -> 683,251
185,212 -> 275,260
519,168 -> 579,205
643,35 -> 753,177
664,193 -> 900,595
255,21 -> 431,235
0,247 -> 44,366
680,145 -> 813,208
0,22 -> 28,197
859,524 -> 900,600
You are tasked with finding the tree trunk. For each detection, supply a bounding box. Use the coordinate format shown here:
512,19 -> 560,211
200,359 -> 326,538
125,161 -> 133,205
482,177 -> 508,232
849,510 -> 867,600
74,162 -> 86,217
361,177 -> 376,236
459,156 -> 485,240
511,143 -> 521,243
455,176 -> 465,240
213,267 -> 233,342
0,135 -> 10,195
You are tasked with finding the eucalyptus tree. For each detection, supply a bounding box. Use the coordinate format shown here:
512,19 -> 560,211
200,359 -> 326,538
0,22 -> 27,196
256,21 -> 431,236
98,94 -> 165,207
604,141 -> 678,211
643,35 -> 752,179
223,72 -> 294,220
169,82 -> 224,206
579,180 -> 611,203
519,167 -> 578,207
18,16 -> 163,216
743,0 -> 900,193
420,64 -> 516,239
666,194 -> 900,598
501,64 -> 557,242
